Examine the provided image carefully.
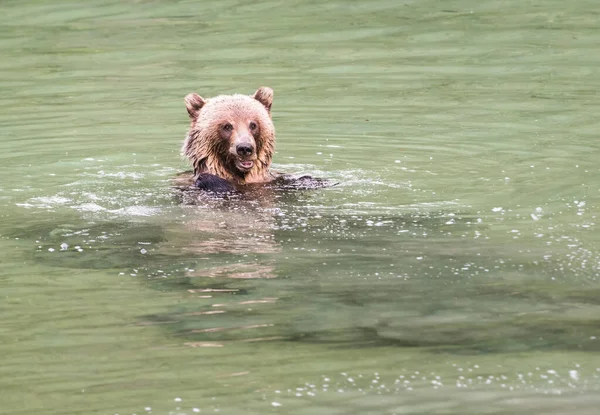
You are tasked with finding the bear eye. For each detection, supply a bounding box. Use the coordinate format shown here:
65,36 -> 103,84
249,121 -> 258,130
222,123 -> 233,132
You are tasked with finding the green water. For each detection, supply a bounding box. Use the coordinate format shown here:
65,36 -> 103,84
2,0 -> 600,414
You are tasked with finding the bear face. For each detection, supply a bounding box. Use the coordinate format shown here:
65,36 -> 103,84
182,87 -> 275,185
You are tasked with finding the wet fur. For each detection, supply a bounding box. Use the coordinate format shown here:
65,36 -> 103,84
182,88 -> 276,185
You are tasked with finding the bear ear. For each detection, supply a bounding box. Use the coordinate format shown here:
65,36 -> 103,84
252,87 -> 273,114
184,93 -> 206,119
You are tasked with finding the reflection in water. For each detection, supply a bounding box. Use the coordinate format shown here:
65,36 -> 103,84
19,192 -> 600,354
153,201 -> 600,352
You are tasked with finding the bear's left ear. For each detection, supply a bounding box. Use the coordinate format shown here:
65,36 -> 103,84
184,93 -> 206,119
253,87 -> 273,114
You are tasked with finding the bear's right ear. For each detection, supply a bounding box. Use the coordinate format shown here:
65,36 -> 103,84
253,87 -> 273,114
184,93 -> 206,119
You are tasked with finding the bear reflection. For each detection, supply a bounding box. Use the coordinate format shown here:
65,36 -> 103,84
166,189 -> 283,281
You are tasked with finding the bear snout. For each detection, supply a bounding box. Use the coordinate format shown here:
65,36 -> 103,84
236,144 -> 254,157
229,131 -> 256,160
229,134 -> 257,173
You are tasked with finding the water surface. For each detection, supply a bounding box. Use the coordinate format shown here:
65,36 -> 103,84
1,0 -> 600,414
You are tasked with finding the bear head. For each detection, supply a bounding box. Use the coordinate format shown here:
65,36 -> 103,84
182,87 -> 275,184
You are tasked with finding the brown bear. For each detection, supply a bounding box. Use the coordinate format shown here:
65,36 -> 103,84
177,87 -> 330,194
179,87 -> 276,191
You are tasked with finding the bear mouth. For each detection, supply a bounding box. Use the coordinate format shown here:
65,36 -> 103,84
235,159 -> 254,171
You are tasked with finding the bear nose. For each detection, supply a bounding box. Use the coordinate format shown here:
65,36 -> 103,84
236,144 -> 253,157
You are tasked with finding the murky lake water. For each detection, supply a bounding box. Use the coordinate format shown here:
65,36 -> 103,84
2,0 -> 600,414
